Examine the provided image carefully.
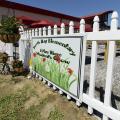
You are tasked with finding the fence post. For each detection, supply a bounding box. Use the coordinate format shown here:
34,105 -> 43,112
80,19 -> 85,33
35,28 -> 38,37
32,29 -> 35,37
24,30 -> 27,39
28,29 -> 32,72
47,26 -> 52,86
88,16 -> 99,114
43,27 -> 46,36
111,11 -> 118,30
26,30 -> 28,38
69,21 -> 74,34
19,27 -> 25,62
8,43 -> 14,62
57,23 -> 65,95
28,30 -> 31,40
103,11 -> 118,120
54,25 -> 57,35
38,28 -> 42,36
19,40 -> 24,61
52,24 -> 58,90
76,19 -> 86,106
48,26 -> 52,35
66,21 -> 74,100
42,27 -> 47,83
30,29 -> 32,38
61,23 -> 65,35
79,19 -> 86,105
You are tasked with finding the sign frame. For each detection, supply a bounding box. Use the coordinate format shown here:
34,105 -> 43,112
31,35 -> 84,99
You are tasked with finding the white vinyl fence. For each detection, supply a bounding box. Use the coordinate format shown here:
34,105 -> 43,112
19,11 -> 120,120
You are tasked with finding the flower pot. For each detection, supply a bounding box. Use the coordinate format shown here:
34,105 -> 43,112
14,67 -> 19,72
19,67 -> 23,73
14,67 -> 23,73
0,34 -> 20,43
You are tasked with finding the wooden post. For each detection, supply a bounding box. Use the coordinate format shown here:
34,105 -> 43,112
104,41 -> 109,64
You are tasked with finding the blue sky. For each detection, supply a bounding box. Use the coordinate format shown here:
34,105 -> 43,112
10,0 -> 120,17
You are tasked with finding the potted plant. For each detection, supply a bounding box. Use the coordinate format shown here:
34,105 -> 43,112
12,60 -> 23,73
0,16 -> 20,43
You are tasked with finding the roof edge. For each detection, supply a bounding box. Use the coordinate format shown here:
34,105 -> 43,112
80,10 -> 113,19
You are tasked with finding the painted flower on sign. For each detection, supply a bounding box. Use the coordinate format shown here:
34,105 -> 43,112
53,54 -> 61,63
67,68 -> 73,76
32,54 -> 77,92
42,58 -> 46,62
33,53 -> 37,58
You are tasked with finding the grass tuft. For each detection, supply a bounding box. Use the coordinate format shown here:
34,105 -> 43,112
48,107 -> 64,120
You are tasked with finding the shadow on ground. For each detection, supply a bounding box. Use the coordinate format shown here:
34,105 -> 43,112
85,56 -> 104,65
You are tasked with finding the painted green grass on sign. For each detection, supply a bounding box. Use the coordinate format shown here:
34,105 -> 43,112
32,54 -> 77,91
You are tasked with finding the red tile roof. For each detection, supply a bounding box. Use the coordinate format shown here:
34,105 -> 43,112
31,20 -> 55,28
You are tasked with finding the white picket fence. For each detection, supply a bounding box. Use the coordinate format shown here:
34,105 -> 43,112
19,11 -> 120,120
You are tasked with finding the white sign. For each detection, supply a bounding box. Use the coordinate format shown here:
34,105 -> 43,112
32,36 -> 83,97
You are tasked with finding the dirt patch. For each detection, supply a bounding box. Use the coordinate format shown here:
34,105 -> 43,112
0,83 -> 13,97
24,96 -> 39,109
41,102 -> 55,119
14,82 -> 25,91
31,81 -> 54,99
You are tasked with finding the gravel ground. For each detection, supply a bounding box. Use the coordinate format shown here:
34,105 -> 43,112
84,46 -> 120,111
